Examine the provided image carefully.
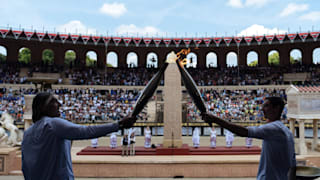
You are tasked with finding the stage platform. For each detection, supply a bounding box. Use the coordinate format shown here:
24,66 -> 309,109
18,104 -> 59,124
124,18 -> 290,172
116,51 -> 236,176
77,144 -> 261,156
72,153 -> 263,178
0,146 -> 312,178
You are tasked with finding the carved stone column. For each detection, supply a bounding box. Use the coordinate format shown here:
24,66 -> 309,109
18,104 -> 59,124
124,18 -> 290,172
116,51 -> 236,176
298,119 -> 307,155
289,118 -> 295,136
312,119 -> 318,150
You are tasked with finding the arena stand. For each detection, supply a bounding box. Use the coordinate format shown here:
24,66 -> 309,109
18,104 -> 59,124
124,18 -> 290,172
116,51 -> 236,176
0,84 -> 289,128
1,62 -> 320,86
1,60 -> 319,131
1,29 -> 320,134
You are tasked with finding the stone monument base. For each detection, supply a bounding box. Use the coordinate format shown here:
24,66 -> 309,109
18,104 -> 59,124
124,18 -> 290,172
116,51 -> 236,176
77,144 -> 262,156
0,147 -> 21,175
162,139 -> 183,148
72,153 -> 262,178
0,146 -> 309,178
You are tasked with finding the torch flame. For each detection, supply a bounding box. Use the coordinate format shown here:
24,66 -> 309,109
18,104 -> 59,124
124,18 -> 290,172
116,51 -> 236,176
176,48 -> 191,66
176,48 -> 190,60
181,58 -> 188,65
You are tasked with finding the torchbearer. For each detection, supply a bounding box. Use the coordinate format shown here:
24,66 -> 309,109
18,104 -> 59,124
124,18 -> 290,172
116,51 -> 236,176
21,93 -> 137,179
201,97 -> 296,179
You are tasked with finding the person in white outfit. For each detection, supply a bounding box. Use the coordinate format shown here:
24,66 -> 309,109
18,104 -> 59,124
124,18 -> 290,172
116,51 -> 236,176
225,130 -> 234,148
210,127 -> 217,148
91,138 -> 98,148
192,127 -> 200,148
144,126 -> 152,148
110,133 -> 117,148
245,137 -> 253,148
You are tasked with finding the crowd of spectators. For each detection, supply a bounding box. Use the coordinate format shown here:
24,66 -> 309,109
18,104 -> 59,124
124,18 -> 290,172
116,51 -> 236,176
0,87 -> 28,122
64,67 -> 158,86
55,88 -> 148,123
0,63 -> 26,84
0,87 -> 149,124
0,61 -> 315,125
1,62 -> 320,86
188,64 -> 320,86
0,86 -> 290,125
58,64 -> 320,86
186,88 -> 288,122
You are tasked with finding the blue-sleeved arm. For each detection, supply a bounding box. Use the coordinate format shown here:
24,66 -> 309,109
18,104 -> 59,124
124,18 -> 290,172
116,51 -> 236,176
248,122 -> 283,140
49,118 -> 119,140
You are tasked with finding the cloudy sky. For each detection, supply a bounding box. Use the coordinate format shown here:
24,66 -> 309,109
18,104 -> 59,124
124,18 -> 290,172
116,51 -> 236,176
1,0 -> 320,37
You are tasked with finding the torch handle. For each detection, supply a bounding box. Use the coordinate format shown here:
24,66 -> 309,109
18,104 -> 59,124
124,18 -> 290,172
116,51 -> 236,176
131,62 -> 168,117
176,60 -> 207,113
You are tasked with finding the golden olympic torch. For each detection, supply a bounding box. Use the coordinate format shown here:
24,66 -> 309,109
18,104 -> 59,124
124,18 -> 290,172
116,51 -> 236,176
175,49 -> 210,126
131,61 -> 168,117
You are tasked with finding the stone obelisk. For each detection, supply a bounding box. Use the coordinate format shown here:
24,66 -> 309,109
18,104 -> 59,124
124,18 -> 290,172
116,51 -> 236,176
163,52 -> 183,148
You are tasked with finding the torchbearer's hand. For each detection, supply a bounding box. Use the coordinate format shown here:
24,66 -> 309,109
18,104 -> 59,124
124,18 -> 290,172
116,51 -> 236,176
118,116 -> 137,129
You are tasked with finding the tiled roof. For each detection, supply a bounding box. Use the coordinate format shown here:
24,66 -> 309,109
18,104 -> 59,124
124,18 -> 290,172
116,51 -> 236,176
296,86 -> 320,92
